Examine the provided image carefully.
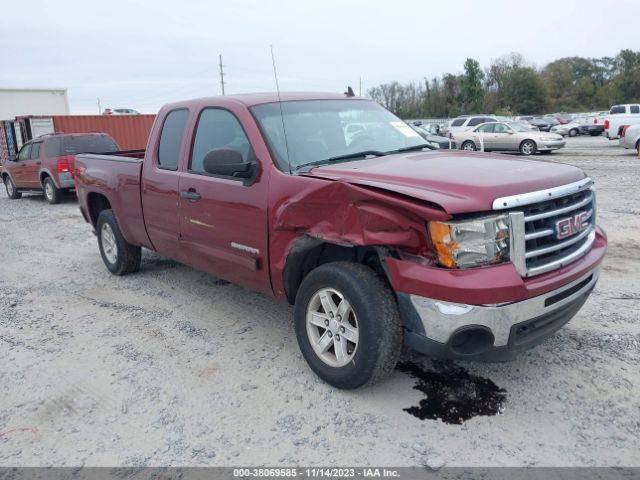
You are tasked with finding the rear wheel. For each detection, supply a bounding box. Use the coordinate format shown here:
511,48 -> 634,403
461,140 -> 477,151
294,262 -> 402,389
4,176 -> 21,199
97,209 -> 141,275
43,177 -> 61,204
520,140 -> 537,156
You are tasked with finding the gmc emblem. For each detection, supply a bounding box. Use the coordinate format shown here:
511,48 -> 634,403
555,212 -> 589,239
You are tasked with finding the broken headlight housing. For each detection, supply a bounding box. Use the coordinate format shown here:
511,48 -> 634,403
428,215 -> 510,268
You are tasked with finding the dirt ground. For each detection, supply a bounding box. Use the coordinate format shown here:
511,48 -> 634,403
0,135 -> 638,467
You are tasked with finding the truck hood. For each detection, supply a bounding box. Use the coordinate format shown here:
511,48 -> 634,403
304,150 -> 586,214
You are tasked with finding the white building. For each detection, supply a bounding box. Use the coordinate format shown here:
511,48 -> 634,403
0,88 -> 70,119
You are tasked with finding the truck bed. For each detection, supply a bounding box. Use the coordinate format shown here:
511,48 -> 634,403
74,150 -> 151,248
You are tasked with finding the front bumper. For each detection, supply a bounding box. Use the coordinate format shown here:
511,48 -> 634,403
400,267 -> 599,361
537,140 -> 566,151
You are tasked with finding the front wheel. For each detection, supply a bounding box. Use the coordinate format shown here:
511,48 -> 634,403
97,209 -> 141,275
520,140 -> 537,155
461,140 -> 477,151
294,262 -> 402,389
569,128 -> 579,137
4,176 -> 22,199
43,177 -> 61,204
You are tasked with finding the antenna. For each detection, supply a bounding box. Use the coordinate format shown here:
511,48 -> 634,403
270,44 -> 292,174
218,54 -> 225,95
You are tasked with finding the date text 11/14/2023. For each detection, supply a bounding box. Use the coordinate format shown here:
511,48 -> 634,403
233,468 -> 401,477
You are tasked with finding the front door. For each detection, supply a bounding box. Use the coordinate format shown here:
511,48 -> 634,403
492,123 -> 514,150
12,143 -> 34,187
178,107 -> 270,295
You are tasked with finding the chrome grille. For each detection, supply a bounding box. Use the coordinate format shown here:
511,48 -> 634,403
495,178 -> 597,277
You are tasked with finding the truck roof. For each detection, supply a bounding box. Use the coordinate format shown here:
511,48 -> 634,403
161,92 -> 366,110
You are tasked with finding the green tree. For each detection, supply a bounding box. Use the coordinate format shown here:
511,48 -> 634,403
460,58 -> 485,113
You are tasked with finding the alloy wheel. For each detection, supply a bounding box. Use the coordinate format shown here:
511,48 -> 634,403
306,287 -> 359,368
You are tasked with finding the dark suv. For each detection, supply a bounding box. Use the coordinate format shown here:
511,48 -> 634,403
2,133 -> 119,204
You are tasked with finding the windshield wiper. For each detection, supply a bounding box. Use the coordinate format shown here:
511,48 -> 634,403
390,143 -> 435,153
294,150 -> 387,171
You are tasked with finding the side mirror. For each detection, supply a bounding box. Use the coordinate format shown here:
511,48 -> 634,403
202,148 -> 257,186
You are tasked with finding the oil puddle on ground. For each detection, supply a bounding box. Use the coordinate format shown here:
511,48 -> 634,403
396,360 -> 506,424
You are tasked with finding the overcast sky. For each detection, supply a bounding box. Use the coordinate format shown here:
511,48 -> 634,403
2,0 -> 639,114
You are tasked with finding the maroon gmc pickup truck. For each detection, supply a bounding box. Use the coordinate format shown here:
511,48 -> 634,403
74,92 -> 607,389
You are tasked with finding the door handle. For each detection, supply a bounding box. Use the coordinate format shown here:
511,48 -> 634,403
180,190 -> 201,201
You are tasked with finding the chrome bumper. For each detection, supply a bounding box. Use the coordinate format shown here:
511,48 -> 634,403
408,267 -> 599,348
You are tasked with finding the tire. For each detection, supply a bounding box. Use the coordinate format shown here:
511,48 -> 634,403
519,139 -> 537,156
3,176 -> 22,199
461,140 -> 477,151
636,140 -> 640,156
43,177 -> 61,204
569,129 -> 578,137
540,150 -> 552,155
294,262 -> 403,389
96,209 -> 141,275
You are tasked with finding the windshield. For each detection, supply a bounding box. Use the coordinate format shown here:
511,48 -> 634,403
251,100 -> 426,171
63,135 -> 119,154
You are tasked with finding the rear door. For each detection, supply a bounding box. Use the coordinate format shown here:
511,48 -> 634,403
178,107 -> 270,294
141,108 -> 190,261
475,123 -> 495,149
25,141 -> 43,188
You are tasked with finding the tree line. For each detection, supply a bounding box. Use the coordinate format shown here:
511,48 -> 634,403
367,50 -> 640,118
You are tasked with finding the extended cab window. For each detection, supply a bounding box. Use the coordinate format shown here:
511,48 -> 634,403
30,142 -> 42,159
17,143 -> 32,161
451,118 -> 466,127
631,105 -> 640,114
190,108 -> 251,175
158,109 -> 189,170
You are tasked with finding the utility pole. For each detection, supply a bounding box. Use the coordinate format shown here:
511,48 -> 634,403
218,54 -> 225,95
97,97 -> 101,114
359,77 -> 362,96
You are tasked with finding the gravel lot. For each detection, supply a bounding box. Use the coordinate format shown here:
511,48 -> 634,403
1,136 -> 638,467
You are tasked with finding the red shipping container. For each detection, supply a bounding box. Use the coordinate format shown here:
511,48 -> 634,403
51,115 -> 156,150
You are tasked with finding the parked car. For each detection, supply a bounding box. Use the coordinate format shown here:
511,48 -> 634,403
103,108 -> 141,115
72,92 -> 605,389
411,124 -> 453,149
525,117 -> 554,132
442,115 -> 498,136
454,121 -> 565,155
551,116 -> 589,137
2,132 -> 119,204
552,112 -> 574,124
582,112 -> 608,136
619,124 -> 640,153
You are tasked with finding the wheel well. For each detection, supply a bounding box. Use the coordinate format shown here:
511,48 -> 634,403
39,171 -> 50,186
283,236 -> 387,304
87,193 -> 112,227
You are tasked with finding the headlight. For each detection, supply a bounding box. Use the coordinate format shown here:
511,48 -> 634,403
428,215 -> 510,268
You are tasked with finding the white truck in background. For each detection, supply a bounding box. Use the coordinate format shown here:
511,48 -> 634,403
619,124 -> 640,153
604,104 -> 640,140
